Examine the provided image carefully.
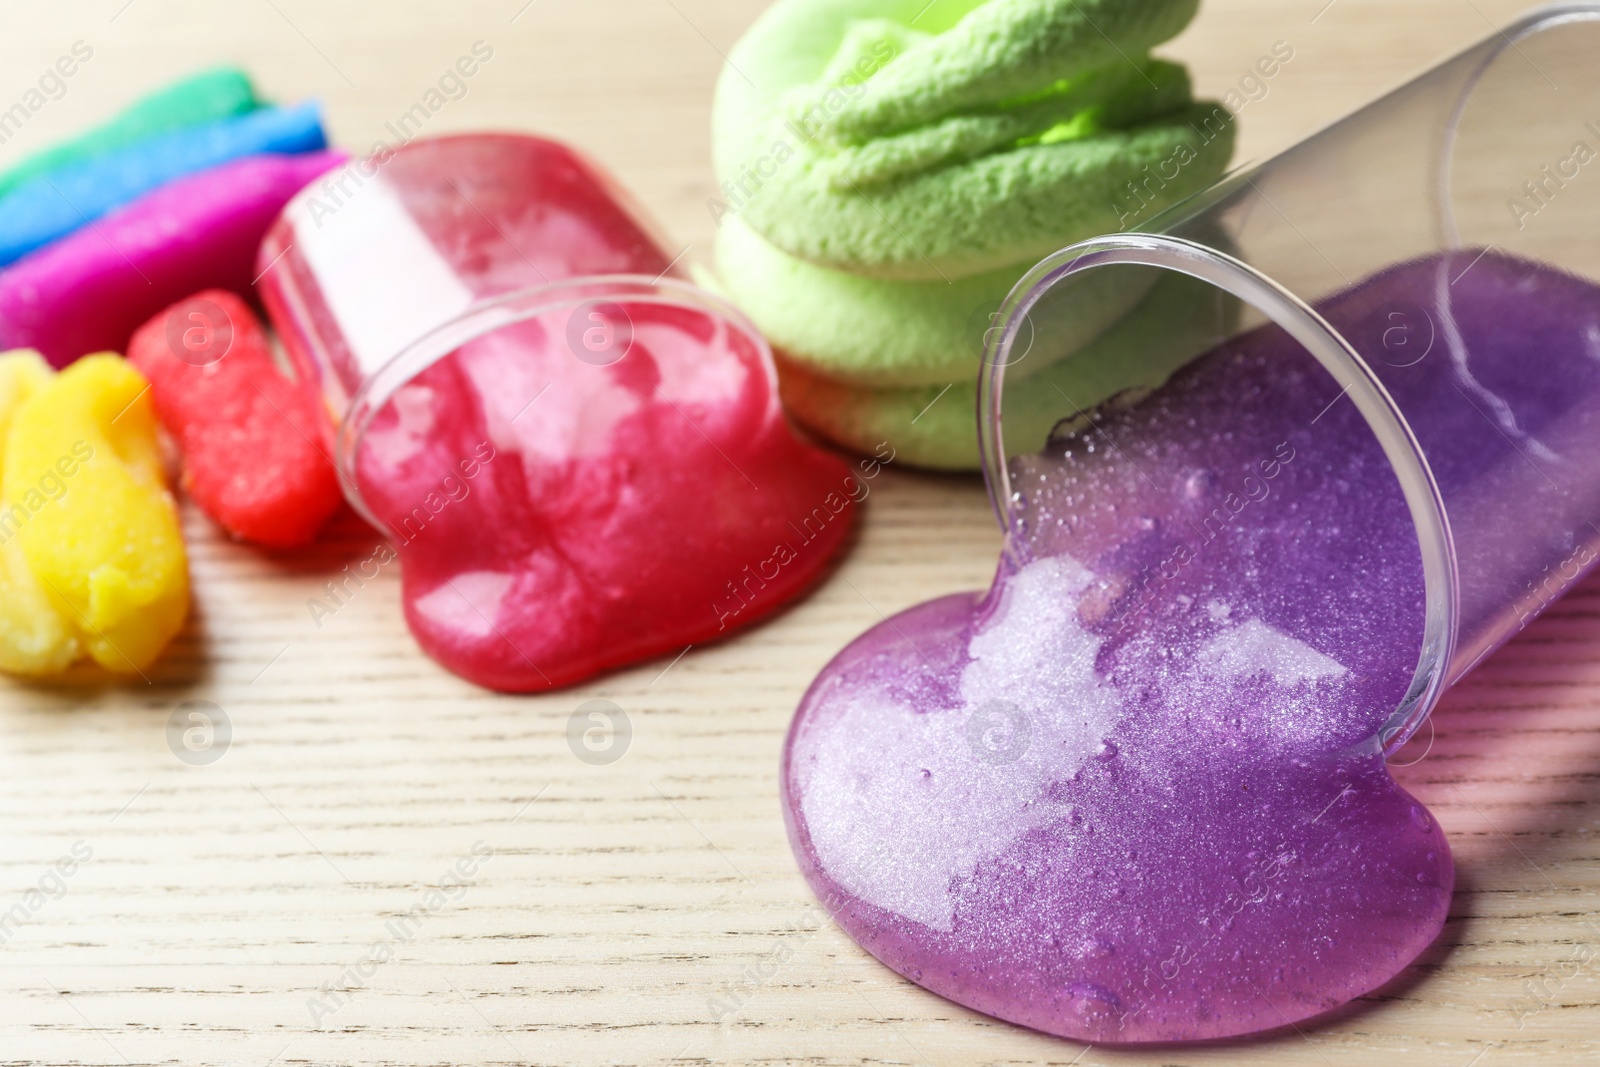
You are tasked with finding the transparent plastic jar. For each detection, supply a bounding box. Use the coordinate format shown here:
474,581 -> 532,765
257,133 -> 857,691
983,2 -> 1600,749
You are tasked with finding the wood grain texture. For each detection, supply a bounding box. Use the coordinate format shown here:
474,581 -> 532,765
1,1 -> 1596,1064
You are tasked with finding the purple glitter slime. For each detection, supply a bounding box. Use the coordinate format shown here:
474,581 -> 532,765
782,251 -> 1600,1042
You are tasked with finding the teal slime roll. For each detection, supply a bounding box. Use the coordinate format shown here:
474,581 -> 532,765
0,67 -> 261,200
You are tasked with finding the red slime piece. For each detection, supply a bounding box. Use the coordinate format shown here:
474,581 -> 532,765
129,290 -> 342,548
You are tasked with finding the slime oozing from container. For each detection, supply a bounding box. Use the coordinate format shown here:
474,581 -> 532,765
354,298 -> 859,691
259,135 -> 859,691
783,250 -> 1600,1042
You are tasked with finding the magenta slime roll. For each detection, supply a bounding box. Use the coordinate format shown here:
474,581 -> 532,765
782,6 -> 1600,1043
0,151 -> 345,366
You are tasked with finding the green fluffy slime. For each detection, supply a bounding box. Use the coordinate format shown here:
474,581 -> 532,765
711,0 -> 1236,468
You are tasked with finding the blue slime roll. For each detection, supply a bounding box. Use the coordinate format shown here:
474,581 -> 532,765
0,101 -> 326,267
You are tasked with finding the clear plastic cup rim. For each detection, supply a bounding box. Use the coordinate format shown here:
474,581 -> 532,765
978,233 -> 1457,757
336,273 -> 777,530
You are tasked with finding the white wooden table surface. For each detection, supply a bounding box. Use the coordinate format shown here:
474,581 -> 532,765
0,1 -> 1595,1064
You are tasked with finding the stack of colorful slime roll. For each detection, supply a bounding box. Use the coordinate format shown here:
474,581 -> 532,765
0,68 -> 341,363
0,68 -> 344,676
711,0 -> 1235,468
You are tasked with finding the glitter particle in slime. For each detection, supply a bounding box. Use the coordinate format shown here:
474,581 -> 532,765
783,250 -> 1600,1042
258,134 -> 858,691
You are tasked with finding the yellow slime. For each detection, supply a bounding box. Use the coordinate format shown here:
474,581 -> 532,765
0,352 -> 188,675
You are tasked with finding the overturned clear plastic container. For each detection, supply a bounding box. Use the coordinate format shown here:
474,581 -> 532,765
257,133 -> 858,691
258,133 -> 692,473
983,1 -> 1600,750
781,4 -> 1600,1045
